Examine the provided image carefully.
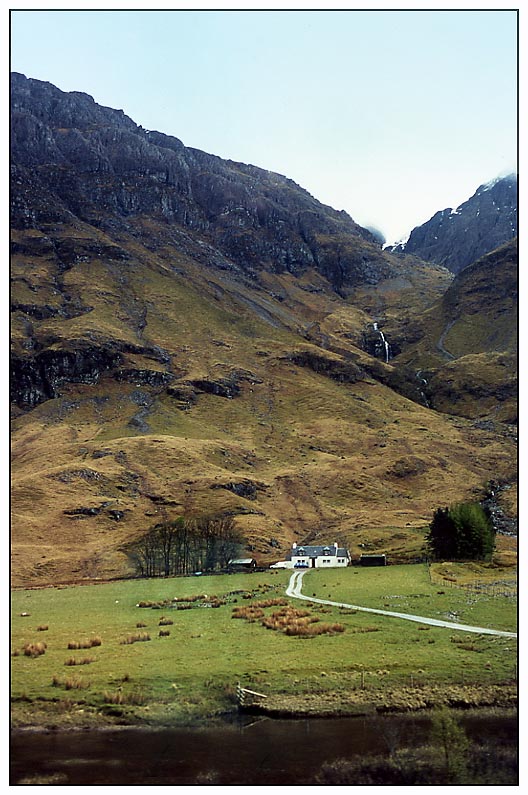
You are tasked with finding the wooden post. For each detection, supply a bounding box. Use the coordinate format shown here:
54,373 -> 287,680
361,670 -> 365,689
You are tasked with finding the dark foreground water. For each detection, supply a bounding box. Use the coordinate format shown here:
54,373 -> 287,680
11,712 -> 517,786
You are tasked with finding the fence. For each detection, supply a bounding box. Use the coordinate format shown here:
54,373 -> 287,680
236,683 -> 267,708
427,564 -> 517,599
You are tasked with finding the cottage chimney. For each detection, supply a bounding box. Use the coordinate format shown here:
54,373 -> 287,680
292,542 -> 297,550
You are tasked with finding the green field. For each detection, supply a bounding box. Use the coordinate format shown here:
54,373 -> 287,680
11,564 -> 517,726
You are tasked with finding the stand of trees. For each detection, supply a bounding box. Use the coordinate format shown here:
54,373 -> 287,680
124,515 -> 244,577
426,502 -> 495,561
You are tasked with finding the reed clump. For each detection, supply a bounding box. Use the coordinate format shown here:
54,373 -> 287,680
23,641 -> 47,658
120,632 -> 151,645
103,688 -> 147,705
233,604 -> 346,637
67,637 -> 102,650
231,606 -> 265,622
52,675 -> 89,690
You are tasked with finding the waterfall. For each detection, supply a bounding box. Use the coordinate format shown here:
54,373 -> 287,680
373,323 -> 390,363
416,370 -> 430,408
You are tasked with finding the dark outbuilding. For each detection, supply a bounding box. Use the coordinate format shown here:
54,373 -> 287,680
359,554 -> 387,567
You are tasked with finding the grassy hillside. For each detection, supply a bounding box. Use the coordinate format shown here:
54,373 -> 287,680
10,216 -> 518,586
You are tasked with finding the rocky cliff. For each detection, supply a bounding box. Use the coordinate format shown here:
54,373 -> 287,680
11,72 -> 400,292
390,174 -> 517,274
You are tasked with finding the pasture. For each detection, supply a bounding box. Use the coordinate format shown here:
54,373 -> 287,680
11,564 -> 517,726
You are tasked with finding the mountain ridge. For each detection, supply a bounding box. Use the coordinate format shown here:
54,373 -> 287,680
389,174 -> 517,274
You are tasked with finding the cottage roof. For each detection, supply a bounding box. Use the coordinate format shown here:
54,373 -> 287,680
288,544 -> 349,559
228,558 -> 255,565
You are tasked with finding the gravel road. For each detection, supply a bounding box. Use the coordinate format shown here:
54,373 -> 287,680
286,570 -> 517,638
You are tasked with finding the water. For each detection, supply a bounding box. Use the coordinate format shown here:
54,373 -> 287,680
10,712 -> 517,785
373,322 -> 390,363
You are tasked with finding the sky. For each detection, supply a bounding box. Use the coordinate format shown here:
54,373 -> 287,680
8,6 -> 518,245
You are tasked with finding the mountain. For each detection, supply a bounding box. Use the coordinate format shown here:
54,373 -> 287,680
394,239 -> 517,423
390,174 -> 517,274
10,73 -> 517,586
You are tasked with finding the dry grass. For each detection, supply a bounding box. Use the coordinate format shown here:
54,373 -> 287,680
23,641 -> 47,658
67,637 -> 102,650
233,604 -> 346,637
52,675 -> 89,690
102,688 -> 147,705
120,632 -> 151,645
64,656 -> 96,666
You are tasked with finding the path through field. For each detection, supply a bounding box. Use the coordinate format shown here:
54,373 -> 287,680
285,570 -> 517,638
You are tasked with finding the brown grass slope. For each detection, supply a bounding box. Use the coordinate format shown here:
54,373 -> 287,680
10,218 -> 516,586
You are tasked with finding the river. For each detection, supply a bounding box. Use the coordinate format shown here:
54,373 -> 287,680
10,711 -> 517,785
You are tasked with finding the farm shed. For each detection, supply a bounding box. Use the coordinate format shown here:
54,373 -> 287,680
228,558 -> 257,572
359,554 -> 387,567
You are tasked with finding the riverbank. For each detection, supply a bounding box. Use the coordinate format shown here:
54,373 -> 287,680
11,681 -> 517,733
244,681 -> 517,718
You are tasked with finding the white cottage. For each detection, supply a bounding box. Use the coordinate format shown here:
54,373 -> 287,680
289,542 -> 350,569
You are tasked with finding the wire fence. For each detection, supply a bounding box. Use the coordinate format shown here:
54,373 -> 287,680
428,565 -> 517,599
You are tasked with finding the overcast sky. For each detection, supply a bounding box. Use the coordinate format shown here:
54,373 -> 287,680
10,6 -> 518,244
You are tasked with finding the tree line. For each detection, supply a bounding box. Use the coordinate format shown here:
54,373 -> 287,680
124,515 -> 244,577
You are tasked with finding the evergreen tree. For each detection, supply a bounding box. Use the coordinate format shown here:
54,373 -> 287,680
426,502 -> 494,561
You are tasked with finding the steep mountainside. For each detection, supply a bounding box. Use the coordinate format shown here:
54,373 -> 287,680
394,239 -> 518,423
11,72 -> 396,293
390,174 -> 517,274
10,74 -> 517,586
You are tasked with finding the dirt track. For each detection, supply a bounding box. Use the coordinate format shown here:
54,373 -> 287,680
286,570 -> 517,638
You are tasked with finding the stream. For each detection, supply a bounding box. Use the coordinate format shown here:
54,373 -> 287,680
10,711 -> 517,785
